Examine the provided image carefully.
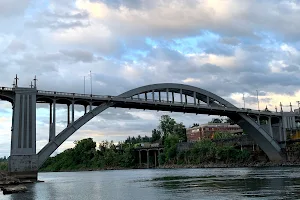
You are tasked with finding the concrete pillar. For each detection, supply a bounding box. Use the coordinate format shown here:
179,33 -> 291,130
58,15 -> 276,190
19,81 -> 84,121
139,150 -> 141,167
145,93 -> 147,101
268,117 -> 273,138
67,104 -> 70,125
154,151 -> 157,167
84,105 -> 87,114
193,91 -> 196,105
89,102 -> 92,112
152,90 -> 154,101
49,103 -> 52,139
72,101 -> 75,123
158,92 -> 161,102
158,150 -> 160,167
49,99 -> 56,142
180,89 -> 183,103
166,88 -> 169,102
147,150 -> 149,169
172,92 -> 174,103
185,94 -> 187,104
257,116 -> 260,125
9,88 -> 38,180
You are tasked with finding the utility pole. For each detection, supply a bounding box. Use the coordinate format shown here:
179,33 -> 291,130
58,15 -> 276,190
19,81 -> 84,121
256,90 -> 260,111
90,70 -> 92,95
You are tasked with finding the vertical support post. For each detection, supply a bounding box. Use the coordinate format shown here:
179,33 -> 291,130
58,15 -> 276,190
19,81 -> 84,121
166,88 -> 169,102
89,102 -> 92,112
158,150 -> 161,167
145,93 -> 147,101
154,151 -> 157,167
49,103 -> 52,142
137,93 -> 140,100
139,150 -> 142,167
185,94 -> 187,104
158,91 -> 161,102
152,90 -> 155,101
268,117 -> 273,138
193,91 -> 196,105
172,92 -> 174,103
147,150 -> 149,169
67,104 -> 70,126
49,102 -> 52,130
52,99 -> 56,141
72,100 -> 75,123
180,89 -> 183,103
257,115 -> 260,125
84,105 -> 87,114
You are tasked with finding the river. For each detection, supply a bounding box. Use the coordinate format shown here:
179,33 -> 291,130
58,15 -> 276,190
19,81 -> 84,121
2,167 -> 300,200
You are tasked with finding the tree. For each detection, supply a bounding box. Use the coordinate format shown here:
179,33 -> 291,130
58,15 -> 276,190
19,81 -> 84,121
210,118 -> 223,123
173,123 -> 187,142
151,129 -> 161,142
191,123 -> 199,128
224,117 -> 235,125
159,115 -> 176,137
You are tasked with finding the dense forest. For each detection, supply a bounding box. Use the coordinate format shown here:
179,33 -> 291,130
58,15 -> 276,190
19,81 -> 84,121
40,115 -> 252,171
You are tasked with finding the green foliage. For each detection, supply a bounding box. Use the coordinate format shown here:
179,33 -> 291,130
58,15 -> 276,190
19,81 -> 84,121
0,161 -> 8,171
151,129 -> 161,142
158,153 -> 166,165
41,138 -> 137,171
213,132 -> 236,140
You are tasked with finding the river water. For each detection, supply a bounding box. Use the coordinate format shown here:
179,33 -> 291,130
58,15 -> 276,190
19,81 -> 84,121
2,167 -> 300,200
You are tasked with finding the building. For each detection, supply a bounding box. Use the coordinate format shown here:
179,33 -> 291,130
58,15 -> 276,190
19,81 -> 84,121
186,123 -> 243,142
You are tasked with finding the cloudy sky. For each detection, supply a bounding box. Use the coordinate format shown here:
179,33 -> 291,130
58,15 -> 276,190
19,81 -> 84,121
1,0 -> 300,157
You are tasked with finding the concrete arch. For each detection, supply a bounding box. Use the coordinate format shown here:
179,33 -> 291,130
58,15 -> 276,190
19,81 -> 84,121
0,94 -> 14,103
37,83 -> 284,167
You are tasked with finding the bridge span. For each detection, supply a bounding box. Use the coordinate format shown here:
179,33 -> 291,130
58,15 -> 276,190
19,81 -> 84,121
0,83 -> 299,180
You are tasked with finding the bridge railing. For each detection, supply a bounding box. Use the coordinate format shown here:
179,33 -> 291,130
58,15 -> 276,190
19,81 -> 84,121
0,87 -> 13,91
37,90 -> 112,99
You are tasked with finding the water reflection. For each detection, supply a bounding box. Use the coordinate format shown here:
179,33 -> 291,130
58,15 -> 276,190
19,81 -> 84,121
2,168 -> 300,200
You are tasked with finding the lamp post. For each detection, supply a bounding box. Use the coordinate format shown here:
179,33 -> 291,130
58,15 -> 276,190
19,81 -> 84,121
256,90 -> 260,111
83,76 -> 86,95
90,70 -> 92,95
243,93 -> 245,108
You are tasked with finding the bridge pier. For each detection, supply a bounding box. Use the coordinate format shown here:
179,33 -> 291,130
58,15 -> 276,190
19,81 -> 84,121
8,88 -> 38,180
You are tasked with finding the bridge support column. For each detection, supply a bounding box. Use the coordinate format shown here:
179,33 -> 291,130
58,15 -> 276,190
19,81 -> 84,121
154,151 -> 157,167
49,100 -> 56,142
9,88 -> 38,180
268,117 -> 273,138
67,104 -> 70,125
146,150 -> 149,169
139,150 -> 141,167
72,101 -> 75,123
89,102 -> 92,112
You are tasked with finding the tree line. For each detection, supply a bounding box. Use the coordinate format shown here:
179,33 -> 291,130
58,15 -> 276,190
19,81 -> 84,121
40,115 -> 253,171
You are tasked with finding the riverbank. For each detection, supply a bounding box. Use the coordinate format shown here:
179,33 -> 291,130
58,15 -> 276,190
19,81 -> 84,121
38,161 -> 300,172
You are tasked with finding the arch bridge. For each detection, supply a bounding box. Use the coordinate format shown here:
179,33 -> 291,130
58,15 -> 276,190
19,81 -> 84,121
0,83 -> 298,180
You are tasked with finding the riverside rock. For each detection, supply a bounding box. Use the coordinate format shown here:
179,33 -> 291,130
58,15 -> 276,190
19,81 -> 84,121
2,185 -> 27,195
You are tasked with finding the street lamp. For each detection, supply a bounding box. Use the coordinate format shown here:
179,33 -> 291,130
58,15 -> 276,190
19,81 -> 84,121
256,90 -> 260,111
90,70 -> 92,95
